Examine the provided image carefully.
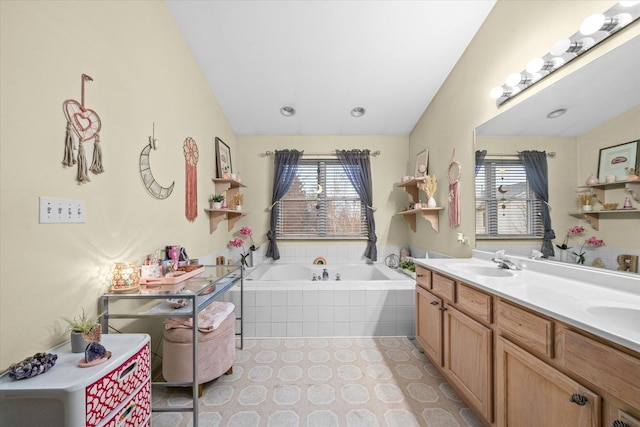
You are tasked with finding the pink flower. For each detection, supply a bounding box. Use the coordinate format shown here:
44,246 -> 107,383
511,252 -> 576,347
228,237 -> 244,248
568,226 -> 585,236
240,226 -> 252,237
585,236 -> 604,247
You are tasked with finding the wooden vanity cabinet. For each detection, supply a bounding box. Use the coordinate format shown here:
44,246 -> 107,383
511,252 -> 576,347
415,265 -> 640,427
496,336 -> 601,427
416,284 -> 443,366
415,272 -> 494,423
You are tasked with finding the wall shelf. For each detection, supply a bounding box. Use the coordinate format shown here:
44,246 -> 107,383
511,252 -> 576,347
397,208 -> 444,232
578,180 -> 640,203
396,178 -> 426,203
570,209 -> 639,231
575,180 -> 640,230
207,179 -> 247,233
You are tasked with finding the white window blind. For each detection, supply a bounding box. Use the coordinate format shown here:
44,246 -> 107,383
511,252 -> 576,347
475,158 -> 543,238
277,159 -> 368,239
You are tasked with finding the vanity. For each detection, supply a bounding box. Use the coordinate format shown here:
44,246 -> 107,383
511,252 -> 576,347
415,251 -> 640,427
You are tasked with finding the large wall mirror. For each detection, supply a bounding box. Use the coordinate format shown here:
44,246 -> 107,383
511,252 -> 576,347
474,34 -> 640,273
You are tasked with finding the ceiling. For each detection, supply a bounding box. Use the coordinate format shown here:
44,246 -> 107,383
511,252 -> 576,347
166,0 -> 495,135
477,34 -> 640,137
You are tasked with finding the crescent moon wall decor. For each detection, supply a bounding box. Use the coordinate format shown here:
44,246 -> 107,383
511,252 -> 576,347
139,139 -> 175,199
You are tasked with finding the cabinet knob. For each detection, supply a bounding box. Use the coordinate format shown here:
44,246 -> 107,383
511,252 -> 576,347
438,306 -> 448,312
613,421 -> 630,427
430,301 -> 439,306
569,394 -> 587,406
416,274 -> 424,277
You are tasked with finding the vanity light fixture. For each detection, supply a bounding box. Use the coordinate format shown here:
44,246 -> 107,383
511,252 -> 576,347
490,1 -> 640,105
280,106 -> 296,117
350,107 -> 366,117
546,108 -> 567,119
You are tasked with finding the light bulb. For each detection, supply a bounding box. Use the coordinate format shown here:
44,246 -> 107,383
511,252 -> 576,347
489,86 -> 507,99
580,13 -> 618,35
506,73 -> 523,87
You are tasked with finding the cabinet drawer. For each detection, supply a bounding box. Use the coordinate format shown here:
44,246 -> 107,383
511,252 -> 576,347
86,344 -> 151,427
102,381 -> 151,427
496,300 -> 554,358
432,273 -> 455,302
561,328 -> 640,410
415,265 -> 431,289
457,283 -> 492,324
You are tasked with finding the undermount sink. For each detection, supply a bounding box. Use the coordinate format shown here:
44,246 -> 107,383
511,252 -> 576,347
449,264 -> 516,278
585,305 -> 640,329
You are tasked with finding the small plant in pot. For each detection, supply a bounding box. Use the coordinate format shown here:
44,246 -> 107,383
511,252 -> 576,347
209,194 -> 225,210
62,308 -> 103,353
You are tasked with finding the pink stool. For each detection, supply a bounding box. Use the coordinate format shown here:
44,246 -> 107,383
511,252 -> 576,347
162,310 -> 235,396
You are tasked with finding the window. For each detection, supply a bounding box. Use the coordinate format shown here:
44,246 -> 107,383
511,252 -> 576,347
276,159 -> 368,239
475,158 -> 542,238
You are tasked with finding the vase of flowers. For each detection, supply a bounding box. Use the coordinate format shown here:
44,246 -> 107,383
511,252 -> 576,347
556,225 -> 585,263
572,236 -> 605,265
228,226 -> 259,268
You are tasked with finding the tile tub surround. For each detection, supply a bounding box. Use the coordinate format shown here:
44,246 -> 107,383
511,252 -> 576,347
221,269 -> 415,338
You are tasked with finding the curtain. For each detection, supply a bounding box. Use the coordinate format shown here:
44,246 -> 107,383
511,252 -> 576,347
475,150 -> 487,176
519,150 -> 555,258
266,150 -> 303,260
336,149 -> 377,262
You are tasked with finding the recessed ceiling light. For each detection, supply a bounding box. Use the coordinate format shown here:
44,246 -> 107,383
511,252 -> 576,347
280,106 -> 295,117
351,107 -> 366,117
546,108 -> 567,119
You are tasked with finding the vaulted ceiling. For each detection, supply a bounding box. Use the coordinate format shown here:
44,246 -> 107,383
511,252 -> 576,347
166,1 -> 496,135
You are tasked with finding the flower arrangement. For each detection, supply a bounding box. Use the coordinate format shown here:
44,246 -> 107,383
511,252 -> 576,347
577,192 -> 594,206
556,225 -> 584,250
572,236 -> 605,265
228,226 -> 259,267
419,175 -> 437,199
233,193 -> 244,206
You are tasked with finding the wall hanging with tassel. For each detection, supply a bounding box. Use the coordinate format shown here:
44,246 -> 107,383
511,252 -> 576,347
62,74 -> 103,183
183,137 -> 199,221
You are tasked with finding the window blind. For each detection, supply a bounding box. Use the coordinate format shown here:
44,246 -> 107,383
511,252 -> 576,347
475,159 -> 542,237
277,159 -> 368,238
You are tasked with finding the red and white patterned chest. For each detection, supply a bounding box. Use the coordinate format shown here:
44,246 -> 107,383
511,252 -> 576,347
0,334 -> 150,427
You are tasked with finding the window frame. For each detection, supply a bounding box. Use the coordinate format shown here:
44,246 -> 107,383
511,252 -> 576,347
475,157 -> 543,240
276,158 -> 369,240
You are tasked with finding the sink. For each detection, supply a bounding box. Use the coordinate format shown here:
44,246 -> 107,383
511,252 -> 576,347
586,305 -> 640,328
449,264 -> 516,278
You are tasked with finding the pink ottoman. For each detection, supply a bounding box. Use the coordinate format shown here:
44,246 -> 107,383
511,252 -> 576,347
162,309 -> 235,395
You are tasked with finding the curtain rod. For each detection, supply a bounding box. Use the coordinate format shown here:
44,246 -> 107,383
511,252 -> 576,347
265,150 -> 380,157
485,151 -> 556,158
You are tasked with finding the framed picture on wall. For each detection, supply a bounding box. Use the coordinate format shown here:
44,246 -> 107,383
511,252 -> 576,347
215,137 -> 232,178
415,149 -> 428,177
597,140 -> 639,183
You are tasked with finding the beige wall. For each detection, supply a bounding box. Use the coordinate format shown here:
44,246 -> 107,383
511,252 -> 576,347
236,134 -> 410,250
0,1 -> 236,367
408,0 -> 639,256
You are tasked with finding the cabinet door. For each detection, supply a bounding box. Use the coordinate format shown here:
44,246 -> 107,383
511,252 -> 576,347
496,336 -> 601,427
444,305 -> 493,423
416,285 -> 443,366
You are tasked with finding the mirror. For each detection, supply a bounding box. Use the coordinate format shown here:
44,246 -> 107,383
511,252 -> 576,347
474,35 -> 640,272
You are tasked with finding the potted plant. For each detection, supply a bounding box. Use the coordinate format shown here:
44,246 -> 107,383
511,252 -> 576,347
209,194 -> 225,210
62,308 -> 103,353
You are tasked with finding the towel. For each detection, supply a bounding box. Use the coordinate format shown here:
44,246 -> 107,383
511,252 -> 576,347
165,301 -> 235,332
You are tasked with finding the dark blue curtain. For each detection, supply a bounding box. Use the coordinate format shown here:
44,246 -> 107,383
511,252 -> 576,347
266,150 -> 303,260
336,149 -> 377,262
475,150 -> 487,176
519,150 -> 555,258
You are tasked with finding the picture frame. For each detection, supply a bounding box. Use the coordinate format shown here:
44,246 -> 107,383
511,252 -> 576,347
215,137 -> 232,178
597,140 -> 639,183
414,149 -> 428,177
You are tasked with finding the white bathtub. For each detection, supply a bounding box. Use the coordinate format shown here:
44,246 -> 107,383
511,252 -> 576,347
222,263 -> 416,338
246,262 -> 408,282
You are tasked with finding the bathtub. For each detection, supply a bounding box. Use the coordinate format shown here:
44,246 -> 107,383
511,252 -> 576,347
221,263 -> 416,338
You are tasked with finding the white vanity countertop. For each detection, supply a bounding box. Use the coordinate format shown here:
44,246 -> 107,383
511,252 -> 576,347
414,251 -> 640,353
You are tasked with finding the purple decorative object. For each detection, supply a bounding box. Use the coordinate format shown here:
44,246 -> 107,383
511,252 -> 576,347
85,341 -> 107,363
8,352 -> 58,380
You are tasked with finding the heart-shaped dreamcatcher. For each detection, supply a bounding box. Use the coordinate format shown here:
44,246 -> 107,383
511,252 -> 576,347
62,74 -> 104,183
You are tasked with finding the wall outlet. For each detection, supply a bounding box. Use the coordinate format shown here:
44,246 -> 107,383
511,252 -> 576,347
39,197 -> 85,224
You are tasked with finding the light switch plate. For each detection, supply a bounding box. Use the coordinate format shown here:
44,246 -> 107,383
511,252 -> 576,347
39,197 -> 85,224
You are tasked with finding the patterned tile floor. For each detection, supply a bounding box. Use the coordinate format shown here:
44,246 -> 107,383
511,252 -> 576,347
151,337 -> 481,427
